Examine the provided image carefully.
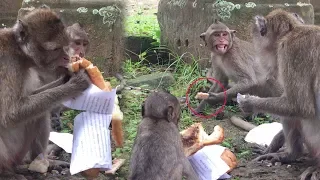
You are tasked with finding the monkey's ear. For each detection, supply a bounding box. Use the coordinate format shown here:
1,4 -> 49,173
200,33 -> 207,46
13,20 -> 28,43
255,15 -> 267,36
39,4 -> 50,9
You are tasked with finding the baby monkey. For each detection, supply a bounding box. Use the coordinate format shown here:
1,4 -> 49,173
129,91 -> 199,180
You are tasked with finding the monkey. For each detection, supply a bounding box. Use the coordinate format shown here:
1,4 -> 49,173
237,9 -> 320,179
128,91 -> 199,180
0,6 -> 90,179
193,20 -> 268,117
196,13 -> 306,157
34,22 -> 91,132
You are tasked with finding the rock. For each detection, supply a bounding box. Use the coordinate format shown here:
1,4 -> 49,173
157,0 -> 314,68
127,72 -> 175,89
18,0 -> 125,76
0,0 -> 23,28
311,0 -> 320,24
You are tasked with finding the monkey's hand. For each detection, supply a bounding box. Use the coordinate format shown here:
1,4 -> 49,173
237,93 -> 256,113
300,166 -> 320,180
67,69 -> 91,92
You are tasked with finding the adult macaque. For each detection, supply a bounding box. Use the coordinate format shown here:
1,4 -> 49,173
237,9 -> 320,179
128,91 -> 199,180
196,13 -> 305,157
36,22 -> 90,132
0,6 -> 90,179
194,20 -> 266,115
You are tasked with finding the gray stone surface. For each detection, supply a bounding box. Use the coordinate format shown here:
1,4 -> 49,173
0,0 -> 23,28
127,72 -> 175,89
157,0 -> 314,68
18,0 -> 125,77
311,0 -> 320,24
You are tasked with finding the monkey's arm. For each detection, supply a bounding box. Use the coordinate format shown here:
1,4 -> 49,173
3,74 -> 88,127
237,95 -> 316,119
32,75 -> 69,94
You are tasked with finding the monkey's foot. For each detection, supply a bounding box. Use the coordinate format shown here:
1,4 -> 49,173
300,166 -> 320,180
195,92 -> 209,100
252,152 -> 297,164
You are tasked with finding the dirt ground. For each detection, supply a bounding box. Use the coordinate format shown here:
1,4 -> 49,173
6,0 -> 315,179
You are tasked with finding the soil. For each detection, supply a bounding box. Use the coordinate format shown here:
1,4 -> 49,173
8,0 -> 314,179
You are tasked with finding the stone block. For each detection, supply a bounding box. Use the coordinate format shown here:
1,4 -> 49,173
311,0 -> 320,24
0,0 -> 23,28
157,0 -> 314,68
127,72 -> 175,89
18,0 -> 125,76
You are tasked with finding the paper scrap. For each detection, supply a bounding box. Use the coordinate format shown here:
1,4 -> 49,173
70,112 -> 113,175
244,122 -> 282,146
62,84 -> 116,175
49,132 -> 73,153
63,84 -> 116,114
188,145 -> 231,180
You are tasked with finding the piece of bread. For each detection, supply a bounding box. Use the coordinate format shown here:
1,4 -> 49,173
180,123 -> 237,171
180,123 -> 224,156
68,57 -> 124,148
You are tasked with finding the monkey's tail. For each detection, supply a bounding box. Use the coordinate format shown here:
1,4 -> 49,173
115,73 -> 126,93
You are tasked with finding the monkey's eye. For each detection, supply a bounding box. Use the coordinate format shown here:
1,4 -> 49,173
53,47 -> 62,52
75,40 -> 82,46
222,33 -> 228,36
83,42 -> 88,46
213,33 -> 220,37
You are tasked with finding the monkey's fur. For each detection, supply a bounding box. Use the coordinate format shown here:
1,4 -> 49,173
128,91 -> 199,180
195,21 -> 267,115
237,9 -> 320,179
0,7 -> 90,178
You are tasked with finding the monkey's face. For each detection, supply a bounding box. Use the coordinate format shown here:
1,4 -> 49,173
69,38 -> 89,58
15,8 -> 70,71
210,31 -> 231,55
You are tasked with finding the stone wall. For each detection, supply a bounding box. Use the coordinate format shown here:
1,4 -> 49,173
18,0 -> 125,77
0,0 -> 23,28
157,0 -> 314,68
311,0 -> 320,24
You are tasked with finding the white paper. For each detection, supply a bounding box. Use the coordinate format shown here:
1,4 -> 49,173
63,84 -> 116,114
70,112 -> 113,175
244,122 -> 283,146
188,145 -> 231,180
49,132 -> 73,153
61,84 -> 116,175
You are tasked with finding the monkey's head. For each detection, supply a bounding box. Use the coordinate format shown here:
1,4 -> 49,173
141,91 -> 181,126
200,21 -> 236,55
66,23 -> 90,58
13,6 -> 70,71
252,9 -> 304,49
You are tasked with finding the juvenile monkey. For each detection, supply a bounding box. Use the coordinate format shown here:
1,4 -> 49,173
0,7 -> 90,179
237,9 -> 320,179
194,20 -> 267,115
129,91 -> 199,180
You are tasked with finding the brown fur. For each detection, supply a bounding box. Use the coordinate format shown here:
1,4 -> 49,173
237,9 -> 320,179
129,91 -> 198,180
0,7 -> 90,177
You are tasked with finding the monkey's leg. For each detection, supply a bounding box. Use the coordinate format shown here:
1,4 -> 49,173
252,130 -> 285,155
253,119 -> 303,164
31,115 -> 69,170
300,166 -> 320,180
